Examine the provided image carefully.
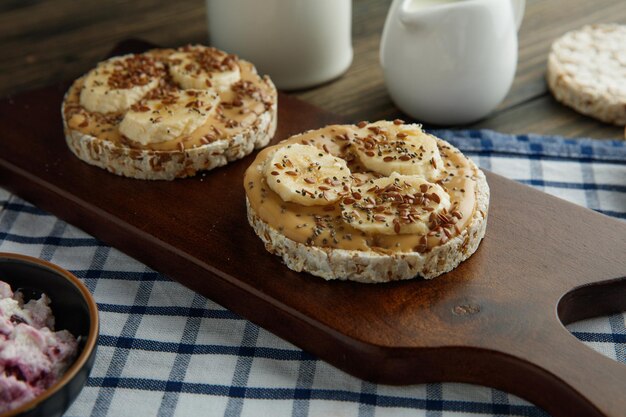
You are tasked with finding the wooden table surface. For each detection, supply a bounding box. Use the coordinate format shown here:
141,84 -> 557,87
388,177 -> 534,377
1,0 -> 625,139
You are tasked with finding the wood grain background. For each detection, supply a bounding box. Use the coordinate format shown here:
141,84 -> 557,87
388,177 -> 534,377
1,0 -> 625,138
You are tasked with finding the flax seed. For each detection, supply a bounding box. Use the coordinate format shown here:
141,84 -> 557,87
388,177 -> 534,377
343,197 -> 355,205
415,244 -> 427,253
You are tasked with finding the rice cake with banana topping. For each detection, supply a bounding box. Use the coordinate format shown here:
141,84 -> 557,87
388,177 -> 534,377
244,121 -> 489,283
62,45 -> 277,180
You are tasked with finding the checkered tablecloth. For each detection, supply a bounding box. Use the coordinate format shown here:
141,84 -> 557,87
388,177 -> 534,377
1,130 -> 625,417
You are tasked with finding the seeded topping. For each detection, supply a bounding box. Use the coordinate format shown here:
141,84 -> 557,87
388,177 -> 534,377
341,173 -> 451,236
119,88 -> 220,145
68,45 -> 276,152
78,54 -> 167,114
349,122 -> 445,179
177,45 -> 239,73
168,45 -> 243,92
245,121 -> 481,254
265,144 -> 351,207
231,80 -> 274,111
107,55 -> 165,89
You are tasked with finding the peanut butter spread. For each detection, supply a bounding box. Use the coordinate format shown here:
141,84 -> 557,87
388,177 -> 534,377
244,122 -> 482,254
63,46 -> 276,152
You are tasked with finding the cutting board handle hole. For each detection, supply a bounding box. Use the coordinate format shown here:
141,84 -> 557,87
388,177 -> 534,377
558,276 -> 626,326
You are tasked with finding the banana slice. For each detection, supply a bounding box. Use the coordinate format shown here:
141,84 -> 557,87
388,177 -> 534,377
353,124 -> 444,180
168,46 -> 241,91
341,173 -> 451,235
80,55 -> 165,114
265,144 -> 352,206
119,89 -> 219,145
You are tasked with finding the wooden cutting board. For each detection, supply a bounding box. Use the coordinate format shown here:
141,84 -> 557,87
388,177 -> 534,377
1,40 -> 625,417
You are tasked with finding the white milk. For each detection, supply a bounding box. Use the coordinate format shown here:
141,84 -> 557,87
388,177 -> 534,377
207,0 -> 353,90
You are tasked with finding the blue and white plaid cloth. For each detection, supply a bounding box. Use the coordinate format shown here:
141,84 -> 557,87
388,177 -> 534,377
1,130 -> 625,417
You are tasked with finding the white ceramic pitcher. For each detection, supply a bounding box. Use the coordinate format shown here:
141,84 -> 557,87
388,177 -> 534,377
380,0 -> 525,125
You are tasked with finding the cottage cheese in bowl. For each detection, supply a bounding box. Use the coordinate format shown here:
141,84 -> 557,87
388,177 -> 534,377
0,280 -> 78,413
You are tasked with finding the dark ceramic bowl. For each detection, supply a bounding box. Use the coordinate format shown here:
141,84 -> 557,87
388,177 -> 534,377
0,252 -> 99,417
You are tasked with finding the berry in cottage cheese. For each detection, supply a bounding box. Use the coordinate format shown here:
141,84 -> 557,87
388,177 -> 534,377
0,280 -> 79,413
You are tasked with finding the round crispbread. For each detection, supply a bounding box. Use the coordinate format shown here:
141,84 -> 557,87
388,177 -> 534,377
244,123 -> 490,283
62,46 -> 277,180
547,24 -> 626,126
